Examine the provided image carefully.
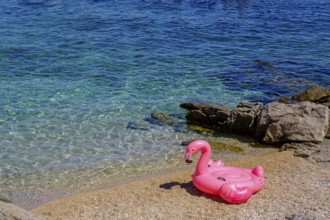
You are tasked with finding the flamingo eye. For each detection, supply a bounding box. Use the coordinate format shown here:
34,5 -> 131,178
192,149 -> 195,152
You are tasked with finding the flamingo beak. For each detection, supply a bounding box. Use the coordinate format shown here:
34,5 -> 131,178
184,152 -> 192,163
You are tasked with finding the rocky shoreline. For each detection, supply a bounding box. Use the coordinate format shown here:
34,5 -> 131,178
179,86 -> 330,163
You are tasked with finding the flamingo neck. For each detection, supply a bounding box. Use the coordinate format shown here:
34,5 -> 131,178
196,147 -> 211,175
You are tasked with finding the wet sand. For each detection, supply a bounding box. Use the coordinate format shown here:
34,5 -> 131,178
32,151 -> 330,220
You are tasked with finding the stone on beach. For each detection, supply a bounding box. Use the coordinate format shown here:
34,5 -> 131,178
281,85 -> 330,138
256,101 -> 329,144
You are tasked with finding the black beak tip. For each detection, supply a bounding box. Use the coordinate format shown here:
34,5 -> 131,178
185,159 -> 192,163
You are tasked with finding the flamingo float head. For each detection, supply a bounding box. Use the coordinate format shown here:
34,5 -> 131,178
184,140 -> 211,163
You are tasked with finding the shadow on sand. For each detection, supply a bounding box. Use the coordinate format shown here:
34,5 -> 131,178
159,181 -> 225,204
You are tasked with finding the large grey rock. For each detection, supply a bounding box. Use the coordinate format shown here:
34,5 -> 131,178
286,86 -> 330,138
0,201 -> 45,220
256,102 -> 329,144
226,102 -> 263,134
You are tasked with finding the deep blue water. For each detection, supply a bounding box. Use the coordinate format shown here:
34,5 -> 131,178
1,0 -> 329,208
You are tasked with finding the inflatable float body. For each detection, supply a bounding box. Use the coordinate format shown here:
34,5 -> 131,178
184,140 -> 264,204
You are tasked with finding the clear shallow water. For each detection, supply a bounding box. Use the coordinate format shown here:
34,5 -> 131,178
0,0 -> 329,209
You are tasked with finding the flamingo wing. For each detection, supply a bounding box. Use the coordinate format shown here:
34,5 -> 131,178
219,182 -> 252,204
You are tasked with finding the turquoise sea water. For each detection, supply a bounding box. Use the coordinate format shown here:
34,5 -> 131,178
1,0 -> 329,209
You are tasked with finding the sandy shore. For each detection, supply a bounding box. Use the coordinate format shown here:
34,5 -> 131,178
32,151 -> 330,220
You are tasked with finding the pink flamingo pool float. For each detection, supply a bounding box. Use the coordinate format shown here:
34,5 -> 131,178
184,140 -> 264,204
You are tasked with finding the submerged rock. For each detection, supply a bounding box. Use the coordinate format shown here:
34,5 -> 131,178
151,112 -> 176,125
126,122 -> 149,131
187,124 -> 215,135
254,59 -> 276,68
256,102 -> 329,144
292,86 -> 330,103
0,201 -> 45,220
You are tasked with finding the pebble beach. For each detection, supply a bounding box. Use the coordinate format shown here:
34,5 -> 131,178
32,148 -> 330,220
